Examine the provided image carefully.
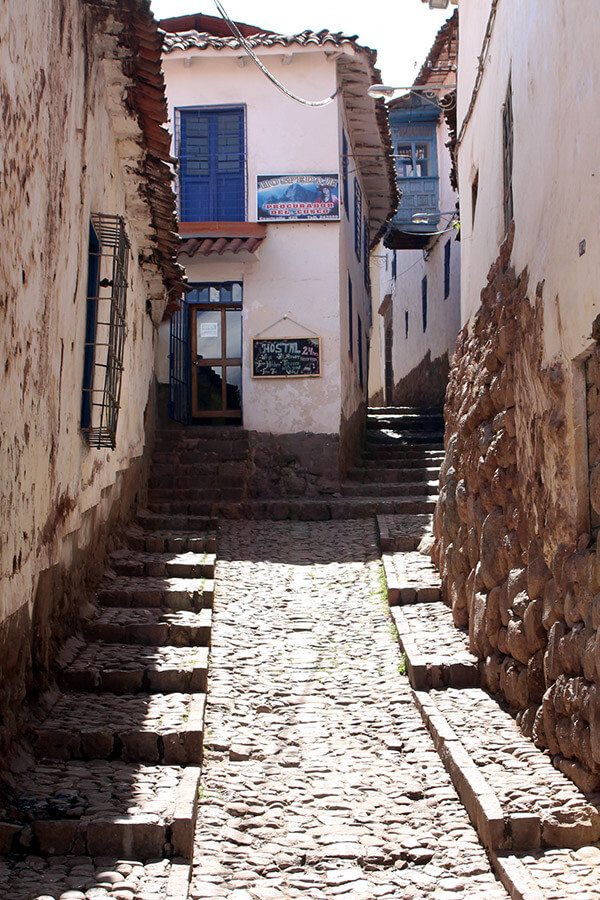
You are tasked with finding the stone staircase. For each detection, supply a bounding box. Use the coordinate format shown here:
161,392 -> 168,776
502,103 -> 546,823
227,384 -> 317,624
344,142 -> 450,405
0,450 -> 218,896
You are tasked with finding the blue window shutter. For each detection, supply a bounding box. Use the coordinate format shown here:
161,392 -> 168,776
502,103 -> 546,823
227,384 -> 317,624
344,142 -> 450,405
348,275 -> 353,358
179,108 -> 245,222
363,217 -> 370,290
444,239 -> 451,299
421,276 -> 428,332
342,131 -> 349,217
358,314 -> 364,388
354,178 -> 362,261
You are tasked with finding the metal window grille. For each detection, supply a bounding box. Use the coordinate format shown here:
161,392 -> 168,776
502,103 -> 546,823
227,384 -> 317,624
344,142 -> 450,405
502,79 -> 514,232
354,178 -> 362,261
421,276 -> 428,333
81,213 -> 129,449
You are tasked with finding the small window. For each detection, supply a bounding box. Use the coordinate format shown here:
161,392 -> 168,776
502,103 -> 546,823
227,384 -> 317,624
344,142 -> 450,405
354,178 -> 362,261
444,240 -> 451,299
342,130 -> 349,218
471,170 -> 479,225
391,251 -> 397,280
421,276 -> 428,333
405,310 -> 409,339
348,275 -> 353,358
81,214 -> 129,449
358,314 -> 364,388
363,217 -> 370,290
502,79 -> 514,232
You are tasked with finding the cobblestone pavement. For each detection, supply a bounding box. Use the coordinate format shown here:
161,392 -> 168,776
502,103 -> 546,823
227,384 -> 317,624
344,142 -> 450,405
190,520 -> 508,899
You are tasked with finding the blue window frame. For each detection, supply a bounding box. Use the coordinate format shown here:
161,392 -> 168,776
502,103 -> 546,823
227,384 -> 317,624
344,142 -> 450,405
358,314 -> 364,388
405,310 -> 409,339
354,178 -> 362,261
348,275 -> 353,359
177,106 -> 245,222
342,130 -> 349,218
392,251 -> 397,280
363,217 -> 370,290
444,240 -> 451,299
422,276 -> 428,332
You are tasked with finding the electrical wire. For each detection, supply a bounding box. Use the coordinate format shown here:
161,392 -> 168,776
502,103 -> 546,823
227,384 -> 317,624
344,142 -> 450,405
212,0 -> 338,107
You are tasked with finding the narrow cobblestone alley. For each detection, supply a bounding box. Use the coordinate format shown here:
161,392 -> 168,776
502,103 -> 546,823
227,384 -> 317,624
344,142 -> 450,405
190,519 -> 507,900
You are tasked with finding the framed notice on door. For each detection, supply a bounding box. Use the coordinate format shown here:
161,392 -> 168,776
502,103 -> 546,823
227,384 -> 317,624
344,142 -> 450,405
252,337 -> 321,378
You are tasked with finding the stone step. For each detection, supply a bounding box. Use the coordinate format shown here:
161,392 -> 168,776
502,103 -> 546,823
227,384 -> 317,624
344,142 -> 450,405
377,513 -> 433,552
97,575 -> 213,611
136,510 -> 217,532
34,692 -> 206,764
365,439 -> 444,451
347,465 -> 440,483
0,760 -> 200,859
125,527 -> 217,554
109,549 -> 216,579
361,454 -> 444,468
154,425 -> 248,442
341,480 -> 439,497
147,500 -> 218,517
61,643 -> 209,694
367,418 -> 445,432
383,550 -> 442,603
362,448 -> 445,461
414,687 -> 600,852
83,606 -> 212,646
149,466 -> 248,489
391,602 -> 479,690
494,847 -> 600,900
148,486 -> 245,503
229,496 -> 437,520
153,444 -> 249,464
0,855 -> 190,900
369,406 -> 443,416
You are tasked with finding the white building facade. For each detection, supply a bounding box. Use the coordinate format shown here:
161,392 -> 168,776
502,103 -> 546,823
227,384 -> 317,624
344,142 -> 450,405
157,15 -> 396,491
369,12 -> 460,410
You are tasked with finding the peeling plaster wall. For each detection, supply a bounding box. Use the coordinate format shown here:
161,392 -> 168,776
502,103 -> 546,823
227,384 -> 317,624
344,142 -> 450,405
0,0 -> 163,746
436,0 -> 600,790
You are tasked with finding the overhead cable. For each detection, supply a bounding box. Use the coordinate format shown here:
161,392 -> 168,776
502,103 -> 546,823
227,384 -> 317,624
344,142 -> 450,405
212,0 -> 338,107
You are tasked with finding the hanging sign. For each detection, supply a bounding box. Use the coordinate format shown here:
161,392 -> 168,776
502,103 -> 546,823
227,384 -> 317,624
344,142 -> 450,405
257,174 -> 340,222
252,337 -> 321,378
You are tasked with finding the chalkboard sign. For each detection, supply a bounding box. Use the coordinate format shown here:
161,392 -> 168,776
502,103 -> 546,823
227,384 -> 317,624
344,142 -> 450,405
252,337 -> 321,378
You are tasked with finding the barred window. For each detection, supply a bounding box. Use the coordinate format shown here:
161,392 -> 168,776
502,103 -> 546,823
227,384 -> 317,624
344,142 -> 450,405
354,178 -> 362,261
81,214 -> 129,449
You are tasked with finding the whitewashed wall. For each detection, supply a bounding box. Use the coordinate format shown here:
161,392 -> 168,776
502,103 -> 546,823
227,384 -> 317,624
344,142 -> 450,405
458,0 -> 600,364
0,1 -> 163,632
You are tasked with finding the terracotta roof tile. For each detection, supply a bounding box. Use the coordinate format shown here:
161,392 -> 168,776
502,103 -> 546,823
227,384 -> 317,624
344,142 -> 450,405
163,28 -> 363,54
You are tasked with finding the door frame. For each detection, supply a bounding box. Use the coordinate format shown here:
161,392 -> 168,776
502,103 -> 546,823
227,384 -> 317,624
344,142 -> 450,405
190,301 -> 243,419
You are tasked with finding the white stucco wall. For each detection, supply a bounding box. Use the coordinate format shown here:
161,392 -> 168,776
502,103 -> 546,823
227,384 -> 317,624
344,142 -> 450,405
159,44 -> 373,437
0,0 -> 163,627
458,0 -> 600,363
369,110 -> 460,404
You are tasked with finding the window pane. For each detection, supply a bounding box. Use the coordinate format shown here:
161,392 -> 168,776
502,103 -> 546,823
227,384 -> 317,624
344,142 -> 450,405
396,144 -> 413,177
195,309 -> 221,359
225,366 -> 242,411
226,310 -> 242,358
232,282 -> 242,303
196,365 -> 223,411
415,144 -> 429,177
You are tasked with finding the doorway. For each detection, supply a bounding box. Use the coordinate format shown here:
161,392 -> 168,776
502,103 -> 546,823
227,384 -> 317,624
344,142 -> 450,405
189,282 -> 243,421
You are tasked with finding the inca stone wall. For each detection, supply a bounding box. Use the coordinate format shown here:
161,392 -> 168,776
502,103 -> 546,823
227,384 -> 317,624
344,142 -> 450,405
433,226 -> 600,791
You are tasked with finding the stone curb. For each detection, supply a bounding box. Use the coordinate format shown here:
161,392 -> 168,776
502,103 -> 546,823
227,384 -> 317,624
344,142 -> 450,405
382,553 -> 441,605
491,853 -> 546,900
167,859 -> 193,899
412,689 -> 542,852
391,607 -> 480,690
